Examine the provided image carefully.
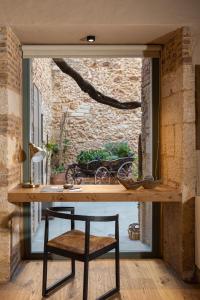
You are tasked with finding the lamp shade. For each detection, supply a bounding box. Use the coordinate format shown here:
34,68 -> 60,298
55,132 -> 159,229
29,143 -> 46,162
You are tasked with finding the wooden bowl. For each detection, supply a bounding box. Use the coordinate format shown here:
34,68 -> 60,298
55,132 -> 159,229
117,177 -> 143,190
63,183 -> 73,189
118,177 -> 161,190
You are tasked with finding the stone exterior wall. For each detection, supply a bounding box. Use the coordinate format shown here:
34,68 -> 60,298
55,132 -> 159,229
51,58 -> 142,164
161,27 -> 196,280
32,58 -> 53,140
0,27 -> 23,281
31,59 -> 53,235
141,58 -> 152,177
140,58 -> 152,247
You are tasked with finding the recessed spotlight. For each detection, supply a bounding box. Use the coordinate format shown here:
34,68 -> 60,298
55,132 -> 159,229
87,35 -> 95,43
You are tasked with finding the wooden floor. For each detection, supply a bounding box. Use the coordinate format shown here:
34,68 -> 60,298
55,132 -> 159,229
0,259 -> 200,300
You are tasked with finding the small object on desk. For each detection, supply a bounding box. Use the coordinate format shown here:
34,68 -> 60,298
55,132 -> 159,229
41,186 -> 64,193
118,175 -> 161,190
22,182 -> 40,188
63,183 -> 73,189
68,187 -> 82,192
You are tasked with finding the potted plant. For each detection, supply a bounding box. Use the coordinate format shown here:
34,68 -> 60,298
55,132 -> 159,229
76,149 -> 110,165
44,111 -> 70,185
103,141 -> 134,158
45,139 -> 70,185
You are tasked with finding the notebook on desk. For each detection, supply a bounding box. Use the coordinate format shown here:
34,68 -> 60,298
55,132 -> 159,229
40,186 -> 82,192
41,186 -> 64,193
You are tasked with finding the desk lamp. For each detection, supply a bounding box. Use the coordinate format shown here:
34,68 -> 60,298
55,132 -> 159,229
23,143 -> 46,188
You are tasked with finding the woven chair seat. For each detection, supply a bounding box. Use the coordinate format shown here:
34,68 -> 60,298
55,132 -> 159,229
48,229 -> 116,254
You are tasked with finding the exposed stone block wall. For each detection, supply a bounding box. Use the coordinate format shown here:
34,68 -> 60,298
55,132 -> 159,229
161,27 -> 196,280
32,58 -> 53,140
31,59 -> 53,232
0,27 -> 23,281
140,58 -> 152,247
51,58 -> 142,163
141,58 -> 152,176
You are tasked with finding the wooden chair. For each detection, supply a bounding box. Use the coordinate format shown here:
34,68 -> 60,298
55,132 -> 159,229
42,206 -> 120,300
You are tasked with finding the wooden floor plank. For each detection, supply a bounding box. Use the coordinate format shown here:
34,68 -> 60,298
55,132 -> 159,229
0,259 -> 200,300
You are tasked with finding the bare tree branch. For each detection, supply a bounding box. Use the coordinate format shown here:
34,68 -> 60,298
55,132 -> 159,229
53,58 -> 141,110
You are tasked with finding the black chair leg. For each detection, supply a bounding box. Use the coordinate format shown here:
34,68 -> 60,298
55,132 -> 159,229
83,260 -> 89,300
115,244 -> 120,291
42,254 -> 76,297
72,259 -> 75,276
42,250 -> 48,297
96,245 -> 120,300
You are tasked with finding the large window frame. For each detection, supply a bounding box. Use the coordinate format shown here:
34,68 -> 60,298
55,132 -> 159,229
22,55 -> 160,259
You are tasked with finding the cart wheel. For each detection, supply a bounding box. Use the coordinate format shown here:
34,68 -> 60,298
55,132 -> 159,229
65,165 -> 82,184
95,167 -> 110,184
117,162 -> 133,179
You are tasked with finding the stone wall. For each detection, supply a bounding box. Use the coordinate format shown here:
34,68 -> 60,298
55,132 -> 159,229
161,27 -> 196,280
32,58 -> 53,140
141,58 -> 152,177
51,58 -> 142,164
140,58 -> 152,246
0,27 -> 23,281
31,59 -> 53,234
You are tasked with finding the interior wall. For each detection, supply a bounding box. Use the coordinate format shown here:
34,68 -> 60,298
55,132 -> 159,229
196,196 -> 200,270
160,27 -> 196,280
141,58 -> 152,177
140,58 -> 152,246
0,24 -> 197,283
0,27 -> 23,282
195,63 -> 200,271
192,26 -> 200,272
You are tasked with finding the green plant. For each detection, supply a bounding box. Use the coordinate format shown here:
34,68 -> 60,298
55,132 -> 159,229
76,142 -> 135,164
63,138 -> 70,149
45,139 -> 70,175
44,113 -> 70,181
51,165 -> 65,174
104,141 -> 134,158
45,142 -> 59,154
132,156 -> 138,178
77,149 -> 110,164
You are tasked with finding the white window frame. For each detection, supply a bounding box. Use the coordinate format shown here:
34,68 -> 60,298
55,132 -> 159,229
22,45 -> 161,58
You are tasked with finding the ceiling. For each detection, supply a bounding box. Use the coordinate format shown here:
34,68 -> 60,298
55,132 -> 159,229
0,0 -> 200,44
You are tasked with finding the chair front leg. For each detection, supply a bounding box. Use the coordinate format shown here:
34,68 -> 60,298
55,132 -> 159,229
42,250 -> 48,297
42,253 -> 76,297
71,259 -> 75,276
83,260 -> 89,300
115,243 -> 120,291
96,245 -> 120,300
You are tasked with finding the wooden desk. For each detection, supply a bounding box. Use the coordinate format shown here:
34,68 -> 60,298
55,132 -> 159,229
8,184 -> 181,203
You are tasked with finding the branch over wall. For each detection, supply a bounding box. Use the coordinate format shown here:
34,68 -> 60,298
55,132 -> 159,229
53,58 -> 141,110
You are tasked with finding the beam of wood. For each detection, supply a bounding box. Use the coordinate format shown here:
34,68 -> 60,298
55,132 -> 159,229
53,58 -> 141,110
8,184 -> 181,203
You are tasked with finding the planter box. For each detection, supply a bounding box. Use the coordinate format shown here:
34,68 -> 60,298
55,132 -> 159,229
50,172 -> 66,185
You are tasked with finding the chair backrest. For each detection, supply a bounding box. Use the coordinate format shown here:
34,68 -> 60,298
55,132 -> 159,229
44,206 -> 119,255
46,207 -> 118,222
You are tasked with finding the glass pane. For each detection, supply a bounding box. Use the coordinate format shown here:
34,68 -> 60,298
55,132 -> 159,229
31,201 -> 152,253
29,57 -> 154,255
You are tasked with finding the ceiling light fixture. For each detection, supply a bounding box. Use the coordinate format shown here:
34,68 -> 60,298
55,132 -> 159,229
87,35 -> 95,43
